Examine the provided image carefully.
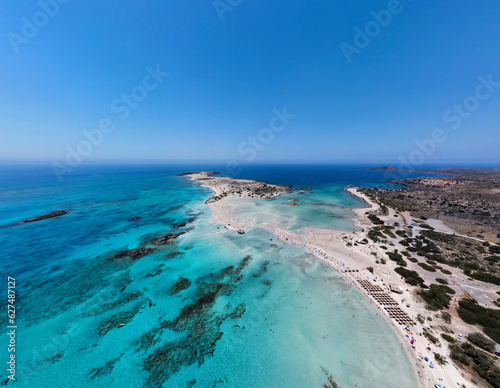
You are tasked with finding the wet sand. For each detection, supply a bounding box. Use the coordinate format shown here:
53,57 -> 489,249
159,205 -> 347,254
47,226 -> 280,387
187,173 -> 469,388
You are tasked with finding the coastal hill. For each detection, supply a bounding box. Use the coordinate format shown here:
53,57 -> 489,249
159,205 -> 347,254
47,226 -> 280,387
367,166 -> 500,176
364,167 -> 500,242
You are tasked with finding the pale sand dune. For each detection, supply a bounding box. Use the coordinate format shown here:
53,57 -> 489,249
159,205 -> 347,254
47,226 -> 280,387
187,173 -> 470,388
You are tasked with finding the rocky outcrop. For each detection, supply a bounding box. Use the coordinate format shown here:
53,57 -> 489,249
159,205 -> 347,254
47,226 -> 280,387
23,210 -> 67,223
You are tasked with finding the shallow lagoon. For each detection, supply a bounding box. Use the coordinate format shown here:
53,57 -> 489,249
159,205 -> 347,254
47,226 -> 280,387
0,165 -> 418,387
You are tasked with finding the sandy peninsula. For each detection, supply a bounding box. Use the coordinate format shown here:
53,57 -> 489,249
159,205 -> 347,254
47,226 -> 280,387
183,172 -> 488,388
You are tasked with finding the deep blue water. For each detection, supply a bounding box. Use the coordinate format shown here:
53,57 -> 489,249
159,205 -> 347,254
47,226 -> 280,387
0,163 -> 423,387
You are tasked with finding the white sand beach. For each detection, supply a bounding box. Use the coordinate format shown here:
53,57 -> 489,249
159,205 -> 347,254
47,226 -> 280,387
187,173 -> 475,388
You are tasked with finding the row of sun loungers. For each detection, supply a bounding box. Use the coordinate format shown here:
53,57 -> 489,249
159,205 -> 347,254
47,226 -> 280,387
370,292 -> 398,306
385,307 -> 416,325
357,279 -> 415,325
358,280 -> 384,293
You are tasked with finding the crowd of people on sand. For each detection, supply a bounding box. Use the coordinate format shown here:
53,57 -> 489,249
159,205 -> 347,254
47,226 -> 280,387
205,186 -> 457,388
257,224 -> 449,387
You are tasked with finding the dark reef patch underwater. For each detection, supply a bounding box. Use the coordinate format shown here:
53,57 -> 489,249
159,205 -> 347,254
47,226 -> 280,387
140,257 -> 250,386
0,165 -> 421,387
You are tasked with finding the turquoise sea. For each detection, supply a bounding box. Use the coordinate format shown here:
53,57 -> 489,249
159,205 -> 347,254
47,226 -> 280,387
0,164 -> 434,387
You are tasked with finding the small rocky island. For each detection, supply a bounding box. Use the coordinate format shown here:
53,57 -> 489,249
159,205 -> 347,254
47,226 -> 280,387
22,210 -> 67,223
179,171 -> 291,204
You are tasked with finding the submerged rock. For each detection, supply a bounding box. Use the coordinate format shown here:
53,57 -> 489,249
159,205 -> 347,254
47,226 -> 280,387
163,249 -> 184,259
111,248 -> 156,262
253,260 -> 270,278
169,277 -> 191,295
23,210 -> 67,223
321,367 -> 341,388
96,303 -> 145,336
139,256 -> 251,386
172,217 -> 197,228
48,352 -> 64,364
145,265 -> 164,278
81,291 -> 143,318
89,355 -> 122,380
151,231 -> 185,246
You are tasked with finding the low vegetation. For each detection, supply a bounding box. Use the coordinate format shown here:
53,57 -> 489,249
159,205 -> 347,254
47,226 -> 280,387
420,284 -> 455,310
424,331 -> 440,346
489,245 -> 500,254
458,299 -> 500,344
387,250 -> 406,267
434,352 -> 446,366
418,230 -> 500,286
368,214 -> 384,225
467,332 -> 496,353
450,343 -> 500,388
394,267 -> 424,286
418,262 -> 437,272
441,311 -> 452,324
367,229 -> 384,243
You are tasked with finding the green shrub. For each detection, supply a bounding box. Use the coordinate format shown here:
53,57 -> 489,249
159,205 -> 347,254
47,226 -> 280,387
368,229 -> 384,242
486,368 -> 500,388
424,331 -> 440,346
468,272 -> 500,286
484,327 -> 500,346
441,311 -> 452,324
387,250 -> 406,266
394,267 -> 424,285
489,245 -> 500,254
435,278 -> 448,284
368,214 -> 384,225
434,352 -> 445,365
468,332 -> 496,353
458,299 -> 500,345
387,250 -> 403,261
418,262 -> 437,272
450,344 -> 470,366
485,256 -> 500,263
441,333 -> 455,343
420,284 -> 455,310
461,343 -> 493,374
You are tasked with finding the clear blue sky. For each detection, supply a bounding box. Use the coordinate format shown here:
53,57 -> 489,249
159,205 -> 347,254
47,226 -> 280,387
1,0 -> 499,165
